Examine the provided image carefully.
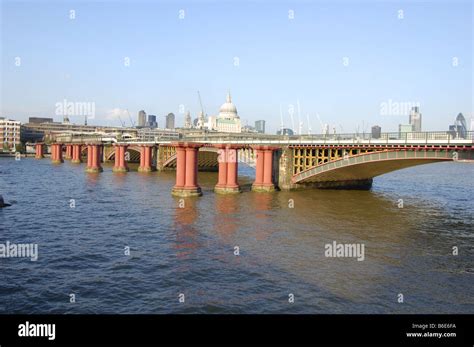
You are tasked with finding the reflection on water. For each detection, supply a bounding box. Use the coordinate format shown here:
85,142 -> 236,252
0,159 -> 472,313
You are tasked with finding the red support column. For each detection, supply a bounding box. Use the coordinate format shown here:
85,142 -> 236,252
255,149 -> 264,185
86,145 -> 92,168
96,145 -> 103,172
226,149 -> 239,188
86,144 -> 103,173
120,146 -> 127,169
92,145 -> 98,168
35,143 -> 44,159
51,144 -> 63,164
172,143 -> 202,197
185,147 -> 198,188
214,146 -> 227,192
263,149 -> 273,186
71,144 -> 82,164
64,145 -> 72,160
214,145 -> 241,194
51,144 -> 56,161
138,145 -> 153,172
174,146 -> 186,188
226,147 -> 240,193
252,146 -> 276,192
113,145 -> 128,173
138,146 -> 144,171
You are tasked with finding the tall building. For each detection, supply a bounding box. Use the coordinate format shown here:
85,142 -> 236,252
448,113 -> 468,139
166,113 -> 175,129
371,125 -> 381,139
0,118 -> 21,151
137,110 -> 147,127
277,128 -> 294,136
409,106 -> 422,132
184,111 -> 192,128
146,115 -> 157,128
255,120 -> 265,134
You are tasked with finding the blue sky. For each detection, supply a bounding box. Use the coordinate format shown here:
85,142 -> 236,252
1,0 -> 472,133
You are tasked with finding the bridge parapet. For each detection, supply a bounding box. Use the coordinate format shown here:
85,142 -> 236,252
181,131 -> 474,146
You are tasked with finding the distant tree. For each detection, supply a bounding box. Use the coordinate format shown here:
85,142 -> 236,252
15,143 -> 25,153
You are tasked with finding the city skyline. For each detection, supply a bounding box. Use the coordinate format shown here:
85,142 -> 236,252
1,1 -> 472,133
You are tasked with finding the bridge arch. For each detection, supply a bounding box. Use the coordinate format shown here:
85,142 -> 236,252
162,146 -> 257,171
162,147 -> 219,171
106,146 -> 141,163
291,148 -> 470,185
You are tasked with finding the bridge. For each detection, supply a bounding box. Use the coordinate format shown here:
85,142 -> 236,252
32,131 -> 474,196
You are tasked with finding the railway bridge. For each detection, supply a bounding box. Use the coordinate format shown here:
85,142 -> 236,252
33,131 -> 474,197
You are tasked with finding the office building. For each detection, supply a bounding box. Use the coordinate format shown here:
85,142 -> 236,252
277,128 -> 294,136
166,113 -> 175,129
146,115 -> 158,128
409,106 -> 422,132
371,125 -> 381,139
138,110 -> 147,127
255,120 -> 265,134
0,118 -> 21,151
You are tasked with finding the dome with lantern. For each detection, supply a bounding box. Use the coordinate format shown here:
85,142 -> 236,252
218,92 -> 239,119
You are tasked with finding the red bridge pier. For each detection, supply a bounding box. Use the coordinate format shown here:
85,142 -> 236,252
50,143 -> 63,164
85,144 -> 103,173
171,143 -> 202,197
138,145 -> 154,172
71,144 -> 82,164
252,146 -> 276,192
65,144 -> 73,160
113,144 -> 129,173
35,143 -> 44,159
214,145 -> 241,194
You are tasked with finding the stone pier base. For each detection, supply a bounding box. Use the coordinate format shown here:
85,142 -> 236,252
85,167 -> 103,173
112,167 -> 129,173
171,187 -> 203,197
251,184 -> 276,192
138,167 -> 153,173
214,186 -> 241,194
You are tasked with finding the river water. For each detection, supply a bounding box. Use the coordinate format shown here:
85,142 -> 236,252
0,157 -> 472,313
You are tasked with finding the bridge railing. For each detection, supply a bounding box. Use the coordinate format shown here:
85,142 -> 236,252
181,131 -> 474,145
53,130 -> 474,145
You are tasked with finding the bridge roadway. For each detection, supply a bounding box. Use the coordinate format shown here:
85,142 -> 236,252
34,131 -> 474,196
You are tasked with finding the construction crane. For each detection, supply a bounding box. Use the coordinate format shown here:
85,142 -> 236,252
117,114 -> 125,127
316,113 -> 328,135
197,91 -> 206,115
126,109 -> 135,127
306,114 -> 312,135
279,104 -> 284,132
297,99 -> 305,135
